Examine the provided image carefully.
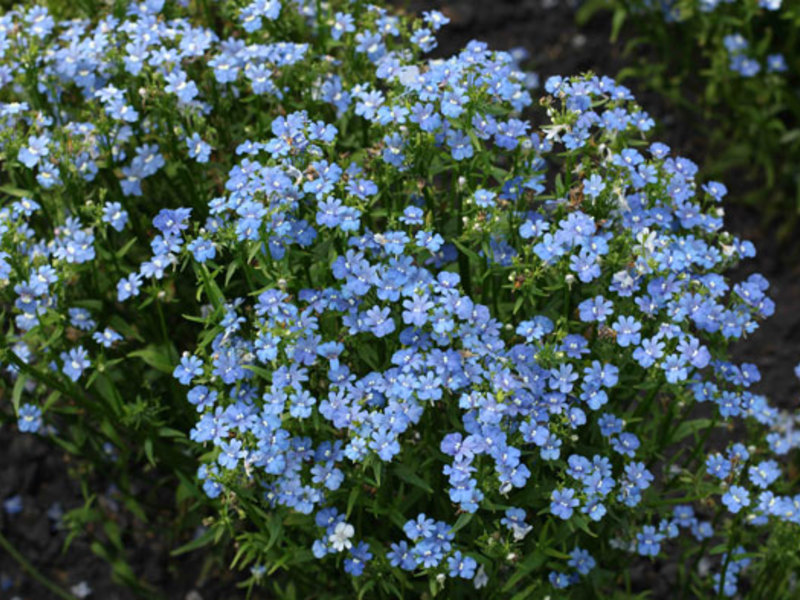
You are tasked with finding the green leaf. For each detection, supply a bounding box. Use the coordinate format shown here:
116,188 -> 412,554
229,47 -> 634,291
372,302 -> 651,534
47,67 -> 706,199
175,470 -> 204,503
0,185 -> 33,198
544,547 -> 572,560
346,486 -> 360,519
452,238 -> 482,264
355,342 -> 379,370
394,463 -> 433,494
265,514 -> 284,552
12,373 -> 27,414
144,438 -> 155,467
92,374 -> 123,416
127,345 -> 174,374
574,0 -> 612,26
103,520 -> 124,552
243,364 -> 274,381
158,427 -> 186,439
196,263 -> 225,310
671,418 -> 713,443
451,512 -> 474,534
610,6 -> 627,42
573,516 -> 598,538
171,527 -> 218,557
115,236 -> 137,259
42,390 -> 61,412
357,580 -> 377,600
510,583 -> 541,600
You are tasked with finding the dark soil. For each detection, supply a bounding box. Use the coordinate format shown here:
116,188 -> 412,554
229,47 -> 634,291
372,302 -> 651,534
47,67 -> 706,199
2,1 -> 798,599
0,426 -> 256,600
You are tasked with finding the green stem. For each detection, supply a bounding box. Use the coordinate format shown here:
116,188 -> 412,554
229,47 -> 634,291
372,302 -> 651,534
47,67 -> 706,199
0,529 -> 78,600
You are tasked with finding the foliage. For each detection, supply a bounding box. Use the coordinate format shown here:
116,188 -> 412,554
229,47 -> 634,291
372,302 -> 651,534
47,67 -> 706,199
0,0 -> 799,598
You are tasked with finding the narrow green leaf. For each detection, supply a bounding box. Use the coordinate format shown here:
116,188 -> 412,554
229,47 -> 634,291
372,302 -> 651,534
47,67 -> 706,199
451,512 -> 474,534
394,463 -> 433,494
171,527 -> 218,557
12,374 -> 27,414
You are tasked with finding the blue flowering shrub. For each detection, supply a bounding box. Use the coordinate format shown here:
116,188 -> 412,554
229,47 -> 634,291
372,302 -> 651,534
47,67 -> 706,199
578,0 -> 800,228
1,0 -> 799,598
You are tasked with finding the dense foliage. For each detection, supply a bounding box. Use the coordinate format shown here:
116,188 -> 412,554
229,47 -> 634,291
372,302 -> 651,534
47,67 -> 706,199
1,0 -> 799,598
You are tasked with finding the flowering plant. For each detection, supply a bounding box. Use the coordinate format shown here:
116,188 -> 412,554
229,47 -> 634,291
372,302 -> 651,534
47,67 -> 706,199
1,0 -> 799,598
578,0 -> 800,231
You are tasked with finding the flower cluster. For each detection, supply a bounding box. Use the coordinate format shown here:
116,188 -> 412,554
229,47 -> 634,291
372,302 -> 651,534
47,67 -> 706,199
0,0 -> 798,597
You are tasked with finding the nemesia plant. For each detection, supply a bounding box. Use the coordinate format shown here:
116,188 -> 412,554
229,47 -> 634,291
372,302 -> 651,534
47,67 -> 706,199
0,0 -> 799,598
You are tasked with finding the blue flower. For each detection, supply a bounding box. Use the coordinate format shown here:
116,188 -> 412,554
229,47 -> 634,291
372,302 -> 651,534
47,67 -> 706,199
748,460 -> 780,489
578,295 -> 614,323
165,70 -> 199,103
153,207 -> 191,237
102,202 -> 129,232
69,307 -> 96,331
516,316 -> 553,341
3,495 -> 23,516
218,438 -> 244,470
61,346 -> 90,381
722,486 -> 750,514
410,102 -> 442,133
568,547 -> 596,576
25,5 -> 54,38
117,273 -> 143,302
187,238 -> 216,263
187,133 -> 212,163
18,404 -> 42,433
355,89 -> 384,121
331,12 -> 355,40
636,526 -> 664,557
365,306 -> 395,338
583,174 -> 606,199
344,542 -> 372,576
410,27 -> 437,53
387,541 -> 415,571
633,337 -> 665,368
447,129 -> 473,161
612,315 -> 642,347
240,0 -> 280,32
18,134 -> 50,168
441,88 -> 467,119
447,551 -> 477,579
551,488 -> 579,520
355,31 -> 385,62
706,453 -> 732,479
174,354 -> 203,385
92,328 -> 123,348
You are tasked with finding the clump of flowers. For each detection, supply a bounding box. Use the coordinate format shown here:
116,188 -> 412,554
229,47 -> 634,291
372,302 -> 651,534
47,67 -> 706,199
0,0 -> 798,598
582,0 -> 800,235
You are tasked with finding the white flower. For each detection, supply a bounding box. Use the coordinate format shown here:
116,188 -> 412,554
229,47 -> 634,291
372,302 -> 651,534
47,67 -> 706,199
510,522 -> 533,542
328,521 -> 354,552
473,564 -> 488,589
635,227 -> 658,256
70,582 -> 92,599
